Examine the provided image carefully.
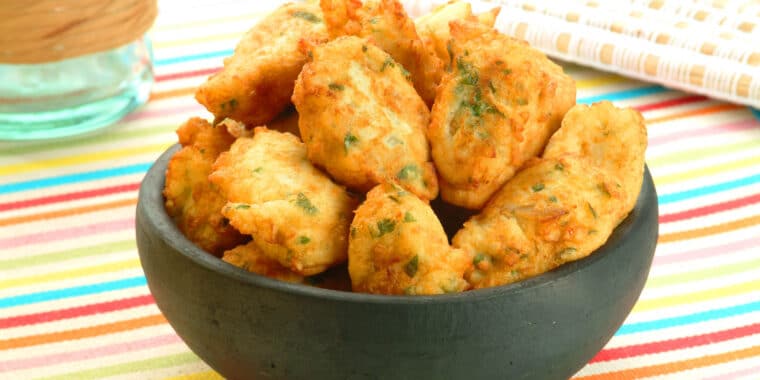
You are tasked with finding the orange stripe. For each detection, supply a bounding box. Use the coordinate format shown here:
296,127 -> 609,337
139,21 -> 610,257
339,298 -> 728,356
647,103 -> 744,124
149,87 -> 196,101
0,198 -> 137,227
659,214 -> 760,243
0,314 -> 166,350
575,344 -> 760,379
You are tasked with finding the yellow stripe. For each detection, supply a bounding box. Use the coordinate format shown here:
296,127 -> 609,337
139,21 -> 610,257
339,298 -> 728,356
165,370 -> 224,380
654,154 -> 760,186
0,142 -> 172,177
153,11 -> 266,33
153,32 -> 243,49
0,258 -> 141,290
633,279 -> 760,312
575,74 -> 629,89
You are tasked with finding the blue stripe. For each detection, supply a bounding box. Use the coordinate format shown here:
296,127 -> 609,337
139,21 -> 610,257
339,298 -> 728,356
0,276 -> 147,309
578,85 -> 666,104
752,108 -> 760,121
155,49 -> 233,66
657,172 -> 760,205
617,300 -> 760,335
0,162 -> 151,195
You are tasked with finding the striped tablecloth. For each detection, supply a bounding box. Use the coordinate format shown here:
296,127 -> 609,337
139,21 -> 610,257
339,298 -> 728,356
2,1 -> 760,379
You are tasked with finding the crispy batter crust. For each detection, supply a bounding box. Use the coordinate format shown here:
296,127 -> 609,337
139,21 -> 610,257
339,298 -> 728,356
163,117 -> 245,256
209,127 -> 358,275
428,20 -> 576,209
195,3 -> 328,126
292,36 -> 438,200
349,183 -> 470,295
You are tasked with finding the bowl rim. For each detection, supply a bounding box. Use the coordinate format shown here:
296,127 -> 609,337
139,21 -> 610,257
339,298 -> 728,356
138,143 -> 656,305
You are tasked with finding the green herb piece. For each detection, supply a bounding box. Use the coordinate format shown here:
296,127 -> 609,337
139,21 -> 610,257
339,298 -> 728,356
295,193 -> 318,215
404,255 -> 419,277
253,167 -> 263,173
397,164 -> 420,180
369,16 -> 379,24
511,270 -> 520,277
362,44 -> 368,52
328,83 -> 345,91
350,227 -> 357,238
488,80 -> 497,94
555,163 -> 564,171
516,98 -> 529,105
220,98 -> 238,112
380,57 -> 395,72
293,10 -> 321,23
457,58 -> 478,85
403,211 -> 416,222
446,41 -> 454,69
388,195 -> 401,204
597,183 -> 611,197
235,204 -> 250,210
589,229 -> 598,235
376,219 -> 396,237
386,135 -> 403,146
532,183 -> 545,192
558,247 -> 577,260
400,66 -> 411,79
548,195 -> 558,203
297,236 -> 311,244
473,252 -> 487,266
503,68 -> 512,75
587,202 -> 597,219
344,133 -> 359,152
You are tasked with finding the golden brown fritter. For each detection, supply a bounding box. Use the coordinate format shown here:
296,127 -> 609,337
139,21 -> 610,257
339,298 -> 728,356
427,20 -> 576,209
195,3 -> 328,126
320,0 -> 442,104
452,157 -> 630,289
292,36 -> 438,200
223,241 -> 305,283
209,127 -> 358,275
543,101 -> 647,210
164,117 -> 245,256
415,1 -> 500,70
349,183 -> 471,295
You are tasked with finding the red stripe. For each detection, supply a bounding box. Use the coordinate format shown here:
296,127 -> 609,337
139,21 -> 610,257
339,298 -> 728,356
659,193 -> 760,224
0,182 -> 140,212
591,322 -> 760,363
634,94 -> 708,112
0,294 -> 155,329
155,67 -> 220,82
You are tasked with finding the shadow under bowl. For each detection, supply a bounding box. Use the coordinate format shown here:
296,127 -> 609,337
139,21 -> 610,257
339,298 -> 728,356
136,144 -> 659,380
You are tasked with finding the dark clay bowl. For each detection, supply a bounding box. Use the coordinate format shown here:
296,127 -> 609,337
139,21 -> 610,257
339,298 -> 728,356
136,145 -> 658,380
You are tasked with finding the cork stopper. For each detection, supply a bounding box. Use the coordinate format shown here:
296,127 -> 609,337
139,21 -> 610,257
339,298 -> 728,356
0,0 -> 157,64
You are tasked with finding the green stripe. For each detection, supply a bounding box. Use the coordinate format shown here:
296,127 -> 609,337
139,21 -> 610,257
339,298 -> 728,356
647,138 -> 760,167
1,124 -> 177,156
0,240 -> 135,271
34,352 -> 200,380
647,257 -> 760,288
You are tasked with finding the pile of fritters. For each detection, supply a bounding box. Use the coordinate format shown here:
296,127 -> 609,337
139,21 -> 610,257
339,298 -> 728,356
164,0 -> 647,295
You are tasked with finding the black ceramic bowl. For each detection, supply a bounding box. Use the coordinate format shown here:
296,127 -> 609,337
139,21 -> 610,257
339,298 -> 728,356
136,145 -> 658,380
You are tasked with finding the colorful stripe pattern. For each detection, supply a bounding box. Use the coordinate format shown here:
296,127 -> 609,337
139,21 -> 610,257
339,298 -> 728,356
2,1 -> 760,378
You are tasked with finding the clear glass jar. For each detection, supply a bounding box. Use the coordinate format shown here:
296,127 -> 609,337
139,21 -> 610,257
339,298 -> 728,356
0,36 -> 154,141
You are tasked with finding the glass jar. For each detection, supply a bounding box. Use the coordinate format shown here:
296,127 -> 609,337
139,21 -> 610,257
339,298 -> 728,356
0,1 -> 156,141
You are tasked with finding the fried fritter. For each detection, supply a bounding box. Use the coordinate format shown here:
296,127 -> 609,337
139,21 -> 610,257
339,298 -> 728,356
195,3 -> 328,126
209,127 -> 358,275
320,0 -> 442,104
543,101 -> 647,210
164,117 -> 245,256
292,36 -> 438,200
452,157 -> 630,289
218,107 -> 301,139
223,241 -> 305,283
415,1 -> 500,70
427,20 -> 576,209
349,183 -> 470,295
